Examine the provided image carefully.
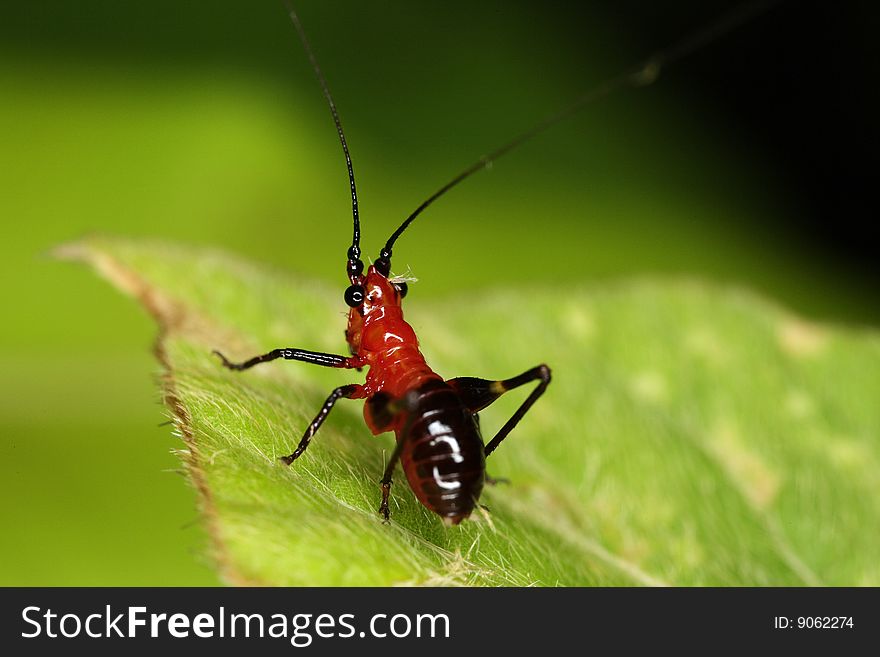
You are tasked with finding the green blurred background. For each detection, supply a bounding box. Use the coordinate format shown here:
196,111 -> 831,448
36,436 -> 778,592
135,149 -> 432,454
1,1 -> 875,585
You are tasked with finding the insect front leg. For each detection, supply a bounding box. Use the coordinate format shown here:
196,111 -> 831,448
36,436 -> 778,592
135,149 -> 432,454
213,347 -> 365,463
447,364 -> 551,457
213,347 -> 360,371
280,383 -> 366,465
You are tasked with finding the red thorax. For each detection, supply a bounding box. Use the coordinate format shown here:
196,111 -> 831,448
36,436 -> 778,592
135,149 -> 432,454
345,266 -> 441,403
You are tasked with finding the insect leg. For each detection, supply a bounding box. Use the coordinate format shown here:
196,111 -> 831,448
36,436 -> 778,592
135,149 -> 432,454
280,383 -> 366,465
376,390 -> 420,521
379,439 -> 405,522
471,413 -> 507,485
213,348 -> 359,371
447,364 -> 551,457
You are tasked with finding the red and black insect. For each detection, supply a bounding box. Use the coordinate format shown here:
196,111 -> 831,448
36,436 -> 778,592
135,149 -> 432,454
214,2 -> 774,524
213,5 -> 551,526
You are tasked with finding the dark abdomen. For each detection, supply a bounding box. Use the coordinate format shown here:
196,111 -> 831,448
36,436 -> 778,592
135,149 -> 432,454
398,380 -> 485,525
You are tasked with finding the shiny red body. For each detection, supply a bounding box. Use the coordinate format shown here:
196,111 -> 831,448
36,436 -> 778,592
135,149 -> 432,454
345,265 -> 485,524
345,266 -> 438,402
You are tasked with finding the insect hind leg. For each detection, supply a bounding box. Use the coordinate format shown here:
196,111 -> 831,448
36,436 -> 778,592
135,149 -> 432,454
447,364 -> 551,457
472,413 -> 508,485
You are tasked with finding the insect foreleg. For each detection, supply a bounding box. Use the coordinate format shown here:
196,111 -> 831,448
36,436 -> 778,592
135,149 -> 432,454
213,348 -> 359,371
447,364 -> 551,457
280,383 -> 366,465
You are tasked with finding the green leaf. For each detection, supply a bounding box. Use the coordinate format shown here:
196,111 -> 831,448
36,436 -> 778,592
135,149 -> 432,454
59,236 -> 880,586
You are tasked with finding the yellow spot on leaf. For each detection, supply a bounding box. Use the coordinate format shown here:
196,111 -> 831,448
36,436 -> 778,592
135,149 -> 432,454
563,303 -> 595,342
784,389 -> 814,419
630,370 -> 667,403
707,421 -> 781,510
827,437 -> 873,472
685,328 -> 728,365
778,319 -> 827,356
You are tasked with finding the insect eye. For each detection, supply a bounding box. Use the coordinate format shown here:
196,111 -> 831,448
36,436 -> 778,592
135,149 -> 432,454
344,284 -> 365,307
393,281 -> 408,298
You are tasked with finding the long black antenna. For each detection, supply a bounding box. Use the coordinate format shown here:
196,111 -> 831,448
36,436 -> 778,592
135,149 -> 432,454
282,1 -> 364,279
381,0 -> 780,260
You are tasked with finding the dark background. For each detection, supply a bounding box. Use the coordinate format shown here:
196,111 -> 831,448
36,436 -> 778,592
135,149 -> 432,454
2,0 -> 876,319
